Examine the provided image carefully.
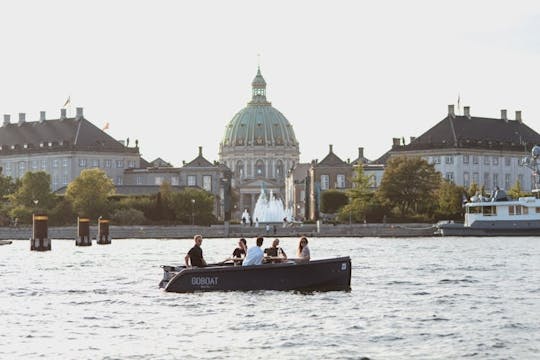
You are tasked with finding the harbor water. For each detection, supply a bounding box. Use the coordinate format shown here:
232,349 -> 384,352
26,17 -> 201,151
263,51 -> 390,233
1,237 -> 539,359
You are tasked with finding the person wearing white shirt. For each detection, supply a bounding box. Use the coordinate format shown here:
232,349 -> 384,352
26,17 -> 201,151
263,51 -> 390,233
242,237 -> 264,266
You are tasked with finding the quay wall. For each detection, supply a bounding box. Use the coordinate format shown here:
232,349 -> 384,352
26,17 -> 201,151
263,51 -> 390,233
0,223 -> 436,240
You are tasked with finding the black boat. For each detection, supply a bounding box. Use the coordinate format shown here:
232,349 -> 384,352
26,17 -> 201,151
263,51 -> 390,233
159,256 -> 352,293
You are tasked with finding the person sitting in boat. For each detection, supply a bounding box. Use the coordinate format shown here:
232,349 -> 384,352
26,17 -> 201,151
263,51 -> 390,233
296,237 -> 310,263
185,234 -> 207,268
242,237 -> 264,266
264,238 -> 287,263
232,238 -> 247,264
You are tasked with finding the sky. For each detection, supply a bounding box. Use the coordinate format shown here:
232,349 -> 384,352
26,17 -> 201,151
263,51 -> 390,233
1,1 -> 540,165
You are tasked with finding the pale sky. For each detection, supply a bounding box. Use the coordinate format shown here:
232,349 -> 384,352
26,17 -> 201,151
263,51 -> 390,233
1,1 -> 540,165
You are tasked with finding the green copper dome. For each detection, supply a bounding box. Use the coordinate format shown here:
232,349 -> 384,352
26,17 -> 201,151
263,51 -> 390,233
221,67 -> 298,148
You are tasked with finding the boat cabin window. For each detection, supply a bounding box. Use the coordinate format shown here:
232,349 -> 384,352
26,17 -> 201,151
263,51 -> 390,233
536,207 -> 540,213
509,205 -> 528,215
468,206 -> 481,214
482,206 -> 496,216
523,206 -> 529,215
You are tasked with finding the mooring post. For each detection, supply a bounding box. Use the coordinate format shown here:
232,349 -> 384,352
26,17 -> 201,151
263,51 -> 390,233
31,214 -> 50,251
76,217 -> 91,246
97,218 -> 111,244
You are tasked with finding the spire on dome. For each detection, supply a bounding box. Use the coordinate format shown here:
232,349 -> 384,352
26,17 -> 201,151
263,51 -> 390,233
250,66 -> 270,105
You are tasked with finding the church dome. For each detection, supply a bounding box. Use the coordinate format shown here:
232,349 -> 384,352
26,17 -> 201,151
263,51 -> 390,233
221,67 -> 298,148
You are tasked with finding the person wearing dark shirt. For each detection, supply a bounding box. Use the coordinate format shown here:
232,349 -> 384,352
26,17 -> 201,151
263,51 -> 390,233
232,238 -> 247,265
264,238 -> 287,263
185,234 -> 207,267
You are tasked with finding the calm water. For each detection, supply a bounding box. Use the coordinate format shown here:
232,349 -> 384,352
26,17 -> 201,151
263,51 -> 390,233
1,237 -> 539,359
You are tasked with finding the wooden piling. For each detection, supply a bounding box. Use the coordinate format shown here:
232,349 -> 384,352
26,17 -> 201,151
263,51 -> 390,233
97,218 -> 111,244
76,217 -> 91,246
31,214 -> 50,251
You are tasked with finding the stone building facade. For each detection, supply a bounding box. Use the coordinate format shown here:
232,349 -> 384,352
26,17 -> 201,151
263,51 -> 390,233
0,108 -> 140,191
391,105 -> 540,192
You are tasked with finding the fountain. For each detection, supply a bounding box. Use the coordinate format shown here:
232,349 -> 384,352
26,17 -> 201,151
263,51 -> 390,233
252,187 -> 292,223
240,209 -> 251,225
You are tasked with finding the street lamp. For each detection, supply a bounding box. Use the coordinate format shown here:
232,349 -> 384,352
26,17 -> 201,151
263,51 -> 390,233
191,199 -> 195,225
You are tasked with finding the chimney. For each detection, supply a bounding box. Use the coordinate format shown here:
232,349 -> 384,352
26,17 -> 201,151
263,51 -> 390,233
448,104 -> 455,117
515,110 -> 522,123
392,137 -> 401,146
60,108 -> 67,120
3,114 -> 10,126
463,106 -> 470,118
76,107 -> 83,120
501,109 -> 507,121
39,111 -> 46,123
347,158 -> 350,164
198,146 -> 203,156
18,113 -> 25,125
358,147 -> 364,160
329,144 -> 333,153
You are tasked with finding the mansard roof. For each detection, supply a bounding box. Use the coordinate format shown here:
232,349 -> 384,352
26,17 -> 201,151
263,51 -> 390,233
395,112 -> 540,152
0,115 -> 135,155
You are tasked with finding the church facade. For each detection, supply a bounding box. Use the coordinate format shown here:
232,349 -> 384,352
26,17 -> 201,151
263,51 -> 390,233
219,68 -> 300,217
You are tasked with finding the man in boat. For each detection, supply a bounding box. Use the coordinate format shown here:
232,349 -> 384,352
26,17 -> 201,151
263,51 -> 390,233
242,237 -> 264,266
185,235 -> 207,267
264,238 -> 287,263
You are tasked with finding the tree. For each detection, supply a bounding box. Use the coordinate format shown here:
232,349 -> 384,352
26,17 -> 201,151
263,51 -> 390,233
320,190 -> 349,214
0,174 -> 19,199
436,180 -> 465,220
66,169 -> 115,218
169,188 -> 215,225
338,165 -> 374,222
9,171 -> 55,212
508,180 -> 527,199
378,156 -> 441,216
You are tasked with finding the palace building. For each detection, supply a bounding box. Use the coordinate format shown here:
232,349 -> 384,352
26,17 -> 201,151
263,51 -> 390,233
219,67 -> 300,216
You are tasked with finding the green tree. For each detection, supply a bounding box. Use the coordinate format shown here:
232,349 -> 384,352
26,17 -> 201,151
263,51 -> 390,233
378,156 -> 441,216
508,180 -> 527,199
338,165 -> 374,222
9,171 -> 55,212
436,180 -> 465,220
66,169 -> 115,218
320,190 -> 349,214
0,174 -> 19,199
169,188 -> 215,225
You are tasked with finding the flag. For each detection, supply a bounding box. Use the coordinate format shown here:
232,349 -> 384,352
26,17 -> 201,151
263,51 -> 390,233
63,96 -> 71,108
102,122 -> 110,131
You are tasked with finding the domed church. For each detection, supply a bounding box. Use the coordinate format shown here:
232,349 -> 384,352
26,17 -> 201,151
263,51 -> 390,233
219,67 -> 300,216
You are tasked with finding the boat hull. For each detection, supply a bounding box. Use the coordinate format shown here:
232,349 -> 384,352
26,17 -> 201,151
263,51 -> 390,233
161,257 -> 352,293
437,221 -> 540,236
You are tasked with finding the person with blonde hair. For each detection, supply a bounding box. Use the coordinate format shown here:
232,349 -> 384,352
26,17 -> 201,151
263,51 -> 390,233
296,237 -> 310,263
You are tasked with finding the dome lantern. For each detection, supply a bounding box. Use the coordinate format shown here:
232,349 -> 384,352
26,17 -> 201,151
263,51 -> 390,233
249,67 -> 270,105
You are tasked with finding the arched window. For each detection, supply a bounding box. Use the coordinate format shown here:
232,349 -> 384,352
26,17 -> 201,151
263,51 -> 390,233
236,161 -> 244,178
276,160 -> 284,179
255,159 -> 265,177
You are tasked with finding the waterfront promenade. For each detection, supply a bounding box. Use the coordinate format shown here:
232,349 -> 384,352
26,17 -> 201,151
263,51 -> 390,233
0,223 -> 435,240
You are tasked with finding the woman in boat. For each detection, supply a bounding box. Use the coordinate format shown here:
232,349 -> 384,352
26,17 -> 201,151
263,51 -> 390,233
296,237 -> 310,263
232,238 -> 247,264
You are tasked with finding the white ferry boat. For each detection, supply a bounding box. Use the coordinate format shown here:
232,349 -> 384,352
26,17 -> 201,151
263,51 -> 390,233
437,145 -> 540,236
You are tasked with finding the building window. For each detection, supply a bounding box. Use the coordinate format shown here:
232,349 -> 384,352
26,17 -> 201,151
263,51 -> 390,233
493,173 -> 499,188
116,176 -> 123,185
171,176 -> 179,186
116,160 -> 124,168
484,173 -> 490,189
63,175 -> 69,185
463,155 -> 469,164
52,175 -> 58,187
255,160 -> 265,177
434,156 -> 441,164
52,159 -> 59,168
63,159 -> 69,167
472,172 -> 479,185
136,176 -> 144,185
320,175 -> 329,190
203,175 -> 212,191
336,174 -> 346,188
484,156 -> 490,165
492,156 -> 499,165
472,156 -> 479,165
187,175 -> 196,186
236,161 -> 244,178
463,172 -> 470,187
300,190 -> 305,201
91,159 -> 100,168
518,174 -> 524,186
276,160 -> 284,178
79,159 -> 87,168
104,159 -> 112,168
155,177 -> 163,185
445,172 -> 454,183
505,174 -> 511,189
41,160 -> 47,169
127,160 -> 136,168
505,157 -> 511,166
445,156 -> 454,165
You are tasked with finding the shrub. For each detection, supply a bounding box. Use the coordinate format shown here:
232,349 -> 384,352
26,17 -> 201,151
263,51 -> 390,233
112,208 -> 147,225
